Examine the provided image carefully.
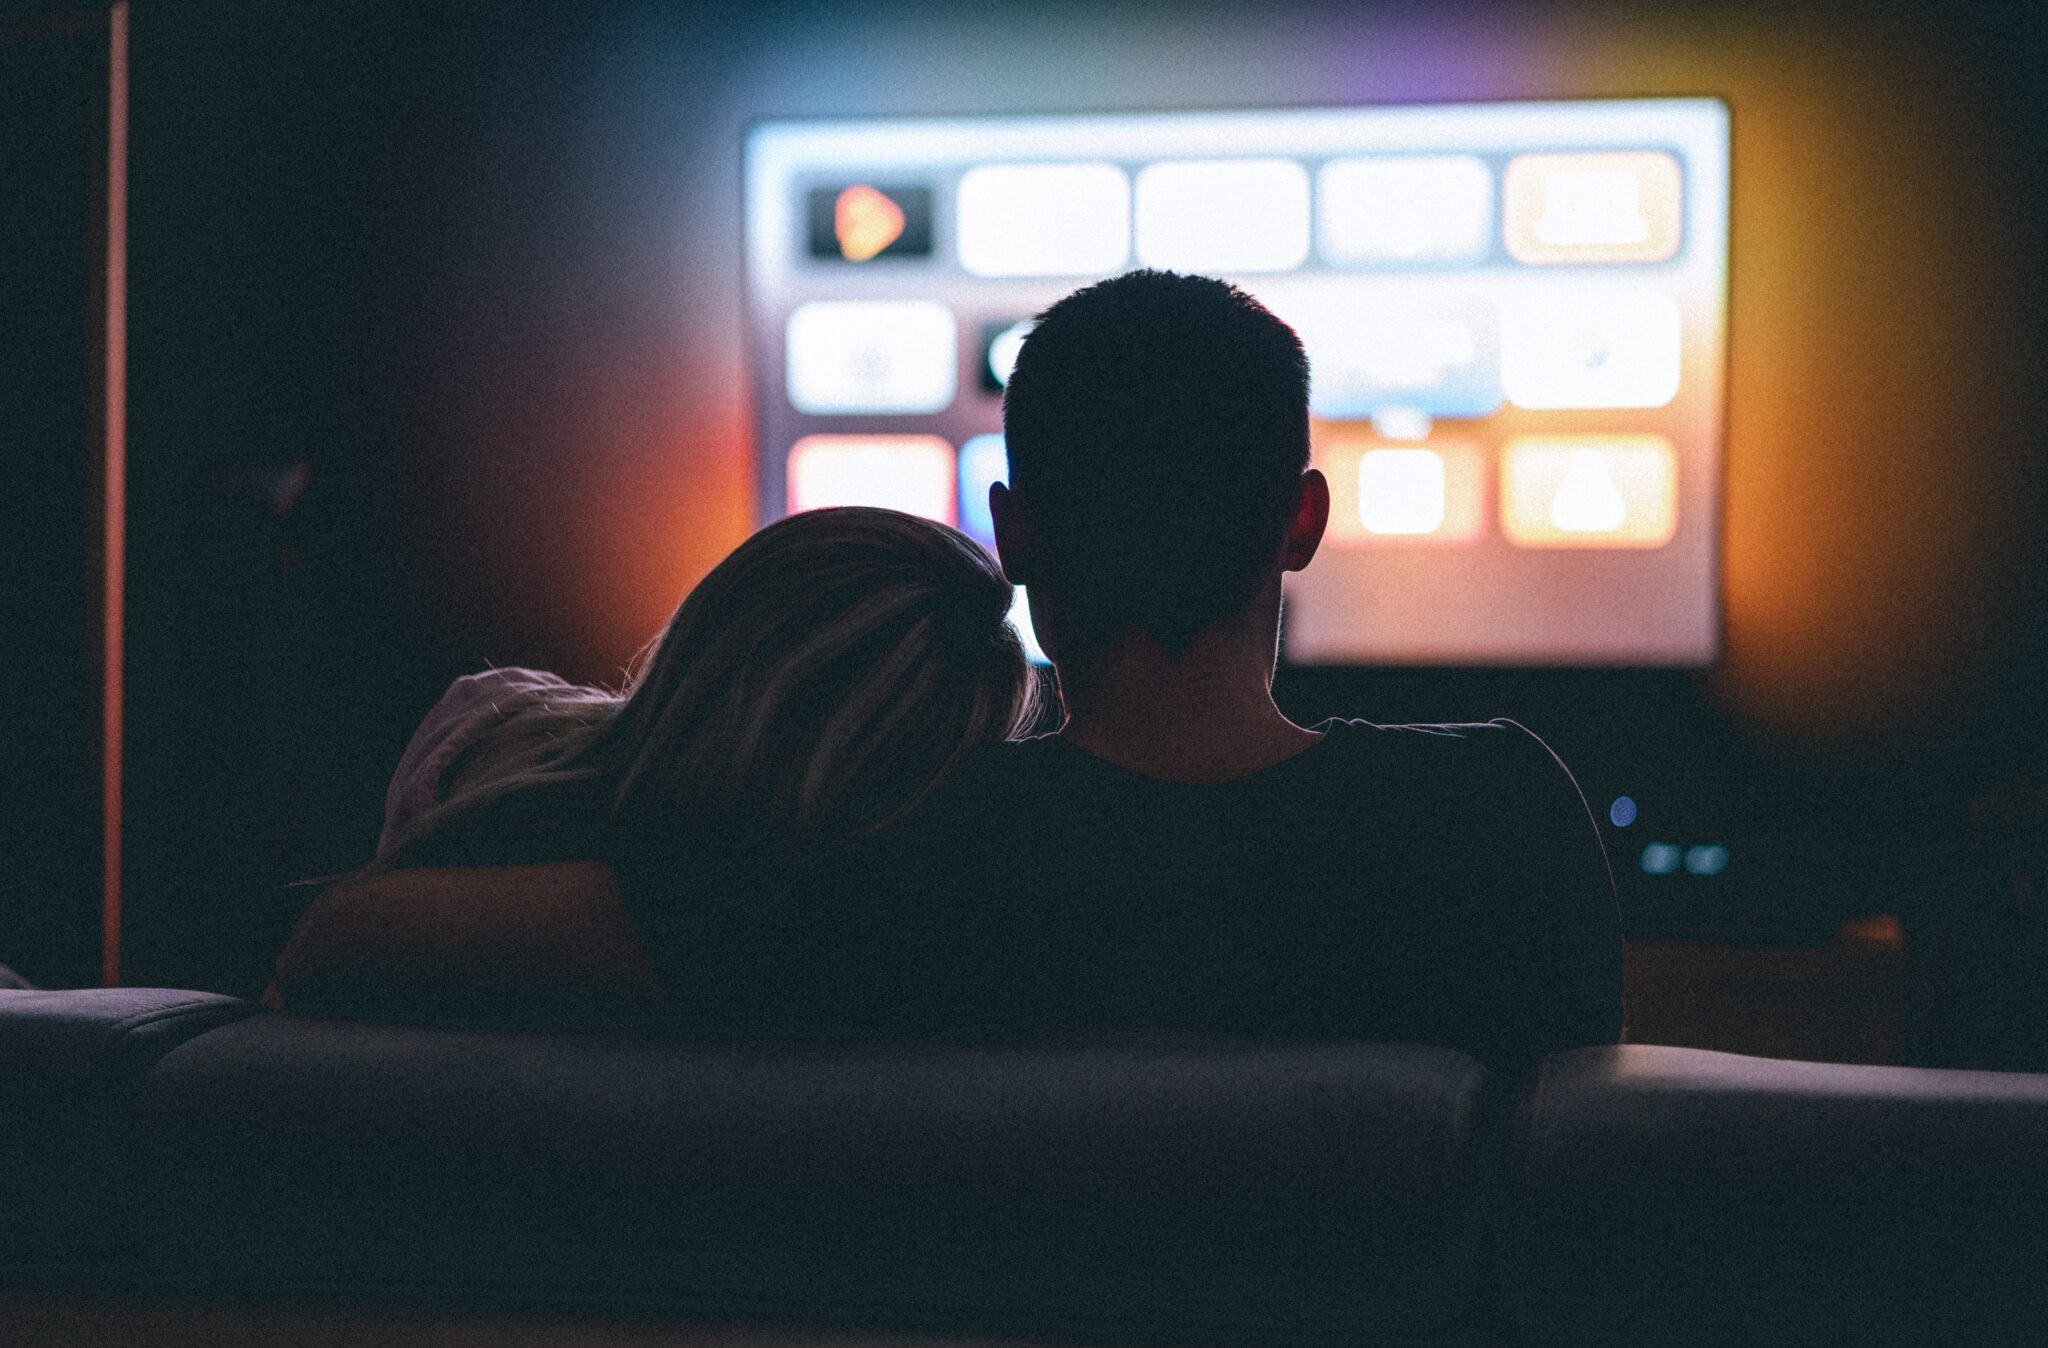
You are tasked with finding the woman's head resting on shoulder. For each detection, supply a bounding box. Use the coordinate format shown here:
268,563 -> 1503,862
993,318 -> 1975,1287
382,508 -> 1037,869
612,507 -> 1036,845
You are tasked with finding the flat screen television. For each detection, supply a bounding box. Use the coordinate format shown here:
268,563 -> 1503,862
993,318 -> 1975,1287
744,97 -> 1729,665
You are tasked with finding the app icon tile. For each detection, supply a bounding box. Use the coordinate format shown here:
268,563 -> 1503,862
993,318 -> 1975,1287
785,301 -> 957,415
957,433 -> 1008,548
1502,289 -> 1681,410
1358,449 -> 1447,535
1134,159 -> 1312,274
1501,435 -> 1677,548
805,184 -> 933,261
1504,151 -> 1683,264
1284,292 -> 1501,420
980,319 -> 1032,392
1316,433 -> 1485,546
956,163 -> 1130,277
786,435 -> 957,524
1317,155 -> 1493,265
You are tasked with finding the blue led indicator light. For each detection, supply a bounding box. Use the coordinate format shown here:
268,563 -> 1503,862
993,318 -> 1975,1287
1640,842 -> 1681,875
1683,844 -> 1729,876
1609,795 -> 1638,828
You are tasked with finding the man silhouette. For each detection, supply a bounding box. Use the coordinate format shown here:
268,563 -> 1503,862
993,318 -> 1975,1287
994,268 -> 1333,784
821,270 -> 1622,1065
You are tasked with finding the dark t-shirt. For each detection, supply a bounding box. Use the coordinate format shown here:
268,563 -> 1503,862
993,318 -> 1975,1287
635,718 -> 1624,1066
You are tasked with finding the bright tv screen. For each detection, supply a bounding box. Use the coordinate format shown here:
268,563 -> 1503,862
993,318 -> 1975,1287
744,98 -> 1729,665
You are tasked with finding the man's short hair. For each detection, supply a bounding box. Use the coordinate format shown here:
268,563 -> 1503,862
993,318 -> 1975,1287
1002,269 -> 1311,652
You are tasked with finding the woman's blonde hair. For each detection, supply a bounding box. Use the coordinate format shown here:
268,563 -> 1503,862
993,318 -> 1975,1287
379,508 -> 1037,868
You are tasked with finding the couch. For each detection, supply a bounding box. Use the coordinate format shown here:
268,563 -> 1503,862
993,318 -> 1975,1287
3,986 -> 2046,1347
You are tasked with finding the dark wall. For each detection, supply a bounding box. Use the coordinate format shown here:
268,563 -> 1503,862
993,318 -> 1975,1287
2,11 -> 108,989
122,1 -> 421,989
121,0 -> 764,989
104,0 -> 2047,993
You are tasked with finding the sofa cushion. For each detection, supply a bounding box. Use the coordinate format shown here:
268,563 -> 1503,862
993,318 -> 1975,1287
0,989 -> 251,1265
139,1014 -> 1491,1344
1502,1045 -> 2048,1347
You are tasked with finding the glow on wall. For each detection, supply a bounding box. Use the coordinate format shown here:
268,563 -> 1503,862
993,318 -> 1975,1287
744,98 -> 1729,667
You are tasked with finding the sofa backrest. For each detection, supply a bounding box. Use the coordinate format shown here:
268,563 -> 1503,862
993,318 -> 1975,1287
1502,1044 -> 2048,1348
137,1014 -> 1495,1345
11,994 -> 2048,1347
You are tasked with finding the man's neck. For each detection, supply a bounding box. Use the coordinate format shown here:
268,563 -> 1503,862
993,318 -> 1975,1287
1054,623 -> 1322,785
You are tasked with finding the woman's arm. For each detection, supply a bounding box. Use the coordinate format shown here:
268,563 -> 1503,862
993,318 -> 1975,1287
266,862 -> 662,1024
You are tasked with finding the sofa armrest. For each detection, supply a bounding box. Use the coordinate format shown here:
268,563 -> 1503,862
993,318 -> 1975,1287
0,988 -> 251,1266
1503,1044 -> 2048,1347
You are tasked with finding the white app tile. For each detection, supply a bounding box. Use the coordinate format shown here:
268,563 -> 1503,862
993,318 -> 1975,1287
1502,290 -> 1681,410
956,163 -> 1131,277
1277,290 -> 1499,420
1317,155 -> 1493,264
786,435 -> 956,523
1357,449 -> 1447,535
1504,152 -> 1684,264
1548,449 -> 1629,532
785,301 -> 957,415
1534,168 -> 1651,246
1500,436 -> 1677,548
1134,159 -> 1312,274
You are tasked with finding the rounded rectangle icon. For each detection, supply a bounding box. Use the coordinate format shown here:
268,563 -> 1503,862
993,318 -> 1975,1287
785,301 -> 958,415
805,184 -> 934,262
1504,151 -> 1683,264
1315,432 -> 1486,547
1360,449 -> 1447,534
1502,289 -> 1681,410
957,433 -> 1008,548
1134,159 -> 1312,274
1501,435 -> 1677,548
1317,155 -> 1493,266
980,319 -> 1032,392
957,163 -> 1131,278
1285,292 -> 1501,420
786,434 -> 957,525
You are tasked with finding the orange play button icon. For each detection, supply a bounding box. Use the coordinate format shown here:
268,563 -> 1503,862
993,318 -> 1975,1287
835,184 -> 906,262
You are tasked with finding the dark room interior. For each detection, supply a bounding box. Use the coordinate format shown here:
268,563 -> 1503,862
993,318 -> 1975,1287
4,0 -> 2046,1343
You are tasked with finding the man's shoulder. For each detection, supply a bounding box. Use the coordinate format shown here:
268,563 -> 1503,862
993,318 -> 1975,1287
944,720 -> 1565,791
892,719 -> 1580,841
1312,716 -> 1570,775
1314,714 -> 1544,745
1260,715 -> 1526,776
1317,716 -> 1591,812
1320,716 -> 1604,859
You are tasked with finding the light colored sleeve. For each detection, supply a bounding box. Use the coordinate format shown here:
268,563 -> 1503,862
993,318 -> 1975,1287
266,861 -> 663,1024
376,667 -> 581,857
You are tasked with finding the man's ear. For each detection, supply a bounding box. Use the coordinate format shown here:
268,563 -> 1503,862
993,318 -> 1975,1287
1282,468 -> 1329,573
990,481 -> 1034,585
